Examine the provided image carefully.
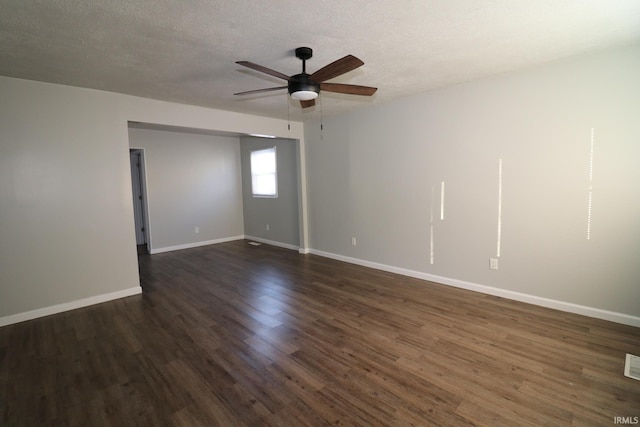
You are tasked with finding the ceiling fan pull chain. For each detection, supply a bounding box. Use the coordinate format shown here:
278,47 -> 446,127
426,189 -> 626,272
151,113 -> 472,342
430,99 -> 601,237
287,93 -> 291,133
320,96 -> 324,141
321,96 -> 324,131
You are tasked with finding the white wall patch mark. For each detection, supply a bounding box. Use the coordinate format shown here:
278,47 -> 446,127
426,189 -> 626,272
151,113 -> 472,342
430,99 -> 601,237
587,190 -> 593,240
440,181 -> 445,220
496,158 -> 503,258
429,224 -> 434,265
587,128 -> 595,240
430,185 -> 435,265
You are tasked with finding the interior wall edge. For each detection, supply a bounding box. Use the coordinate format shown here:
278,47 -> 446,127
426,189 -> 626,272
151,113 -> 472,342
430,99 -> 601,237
244,235 -> 300,251
308,249 -> 640,328
149,235 -> 245,254
0,287 -> 142,328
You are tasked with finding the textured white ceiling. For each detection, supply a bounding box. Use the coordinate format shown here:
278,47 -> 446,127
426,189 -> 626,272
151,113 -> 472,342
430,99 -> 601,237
1,0 -> 639,120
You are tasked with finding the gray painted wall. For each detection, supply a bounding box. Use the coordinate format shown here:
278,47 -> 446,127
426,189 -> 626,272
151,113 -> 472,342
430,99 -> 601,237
0,79 -> 141,319
0,75 -> 303,323
304,44 -> 640,318
240,137 -> 299,247
128,128 -> 244,252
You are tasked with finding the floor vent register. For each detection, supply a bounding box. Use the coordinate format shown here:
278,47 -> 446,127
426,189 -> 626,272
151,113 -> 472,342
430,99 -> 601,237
624,354 -> 640,381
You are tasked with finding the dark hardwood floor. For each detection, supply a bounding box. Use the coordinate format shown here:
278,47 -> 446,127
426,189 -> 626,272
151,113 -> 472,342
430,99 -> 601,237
1,240 -> 639,426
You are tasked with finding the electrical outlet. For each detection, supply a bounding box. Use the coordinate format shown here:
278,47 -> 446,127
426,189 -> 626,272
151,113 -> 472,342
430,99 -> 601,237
351,237 -> 357,246
195,227 -> 199,234
266,224 -> 270,231
490,258 -> 499,270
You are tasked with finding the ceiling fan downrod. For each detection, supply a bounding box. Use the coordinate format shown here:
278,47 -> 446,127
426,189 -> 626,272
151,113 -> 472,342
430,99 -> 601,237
295,47 -> 313,74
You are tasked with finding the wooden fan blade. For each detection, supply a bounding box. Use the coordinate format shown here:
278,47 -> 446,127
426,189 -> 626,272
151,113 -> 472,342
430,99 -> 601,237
236,61 -> 290,80
320,83 -> 377,96
300,99 -> 315,108
310,55 -> 364,82
234,86 -> 288,96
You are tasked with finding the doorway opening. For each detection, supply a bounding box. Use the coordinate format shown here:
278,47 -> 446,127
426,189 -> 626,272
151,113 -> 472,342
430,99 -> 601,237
129,149 -> 150,255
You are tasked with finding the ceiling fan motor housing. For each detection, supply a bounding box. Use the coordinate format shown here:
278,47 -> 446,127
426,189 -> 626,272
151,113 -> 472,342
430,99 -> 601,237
288,74 -> 320,99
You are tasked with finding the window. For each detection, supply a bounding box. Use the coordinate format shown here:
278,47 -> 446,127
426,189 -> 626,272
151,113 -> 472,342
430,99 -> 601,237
250,147 -> 277,197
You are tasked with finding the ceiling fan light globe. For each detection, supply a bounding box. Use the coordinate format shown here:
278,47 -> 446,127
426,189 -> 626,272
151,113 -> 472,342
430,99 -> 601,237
290,90 -> 318,101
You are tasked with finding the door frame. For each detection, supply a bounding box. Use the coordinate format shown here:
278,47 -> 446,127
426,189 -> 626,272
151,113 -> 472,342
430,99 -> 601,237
129,148 -> 151,253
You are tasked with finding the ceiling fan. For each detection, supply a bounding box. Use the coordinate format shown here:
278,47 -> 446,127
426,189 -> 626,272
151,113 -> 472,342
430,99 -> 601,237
234,47 -> 377,108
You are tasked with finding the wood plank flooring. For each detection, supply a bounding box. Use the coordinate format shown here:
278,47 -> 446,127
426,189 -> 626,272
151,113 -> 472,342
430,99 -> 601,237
1,240 -> 639,426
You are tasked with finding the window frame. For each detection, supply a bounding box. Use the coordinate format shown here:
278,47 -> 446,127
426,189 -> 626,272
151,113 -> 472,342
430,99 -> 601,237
250,146 -> 278,198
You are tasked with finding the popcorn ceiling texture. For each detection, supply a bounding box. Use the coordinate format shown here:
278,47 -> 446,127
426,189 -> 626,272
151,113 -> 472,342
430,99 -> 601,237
1,0 -> 639,120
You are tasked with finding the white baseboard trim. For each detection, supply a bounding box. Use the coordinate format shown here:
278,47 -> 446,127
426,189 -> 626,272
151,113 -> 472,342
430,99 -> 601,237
150,235 -> 245,254
309,249 -> 640,328
244,235 -> 300,251
0,286 -> 142,327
